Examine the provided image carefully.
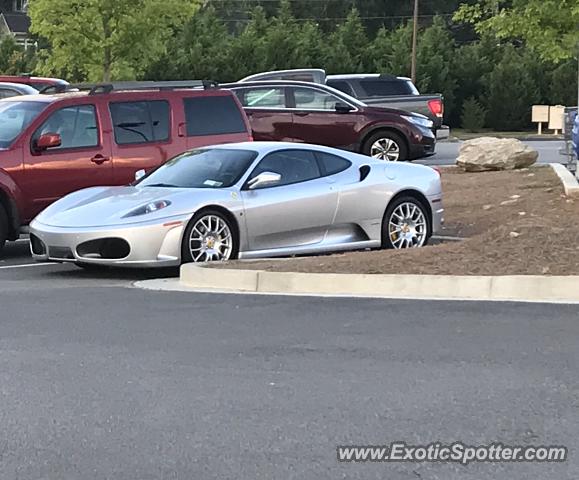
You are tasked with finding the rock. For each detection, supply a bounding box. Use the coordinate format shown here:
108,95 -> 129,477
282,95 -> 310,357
509,231 -> 520,238
510,194 -> 521,199
482,204 -> 493,210
500,199 -> 518,206
519,211 -> 526,216
456,137 -> 538,172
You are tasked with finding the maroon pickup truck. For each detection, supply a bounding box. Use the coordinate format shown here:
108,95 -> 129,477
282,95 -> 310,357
222,80 -> 436,162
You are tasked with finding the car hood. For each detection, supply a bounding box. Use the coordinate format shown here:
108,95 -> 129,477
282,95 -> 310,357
34,185 -> 234,228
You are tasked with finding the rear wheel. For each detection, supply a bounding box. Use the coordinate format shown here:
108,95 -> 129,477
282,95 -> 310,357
363,131 -> 408,161
0,204 -> 9,255
381,196 -> 429,249
181,210 -> 238,264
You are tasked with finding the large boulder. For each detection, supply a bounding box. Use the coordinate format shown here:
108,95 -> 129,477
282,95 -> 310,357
456,137 -> 538,172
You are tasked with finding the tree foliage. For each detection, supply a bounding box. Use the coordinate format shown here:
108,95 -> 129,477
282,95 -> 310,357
28,0 -> 200,82
455,0 -> 579,62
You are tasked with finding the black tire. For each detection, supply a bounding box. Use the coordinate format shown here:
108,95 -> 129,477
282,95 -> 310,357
181,209 -> 238,264
0,204 -> 9,255
362,130 -> 408,162
381,196 -> 430,249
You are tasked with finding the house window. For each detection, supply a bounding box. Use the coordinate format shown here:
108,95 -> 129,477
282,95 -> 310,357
13,0 -> 27,12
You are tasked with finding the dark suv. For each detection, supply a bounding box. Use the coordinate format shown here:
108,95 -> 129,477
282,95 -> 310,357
223,80 -> 435,162
0,81 -> 252,252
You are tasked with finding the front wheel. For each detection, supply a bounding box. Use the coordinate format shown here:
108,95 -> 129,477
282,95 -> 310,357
381,196 -> 429,249
181,210 -> 238,264
363,131 -> 408,162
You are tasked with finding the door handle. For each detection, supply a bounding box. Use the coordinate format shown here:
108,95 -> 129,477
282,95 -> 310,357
90,154 -> 109,165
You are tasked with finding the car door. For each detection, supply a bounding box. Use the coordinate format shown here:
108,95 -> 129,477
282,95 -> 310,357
240,149 -> 338,251
22,102 -> 112,218
287,86 -> 361,151
231,86 -> 294,141
108,98 -> 179,185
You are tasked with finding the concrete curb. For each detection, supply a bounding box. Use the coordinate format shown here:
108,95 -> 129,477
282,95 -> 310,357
551,163 -> 579,197
170,264 -> 579,303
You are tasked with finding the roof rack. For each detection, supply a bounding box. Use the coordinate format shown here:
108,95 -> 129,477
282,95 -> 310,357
39,80 -> 218,95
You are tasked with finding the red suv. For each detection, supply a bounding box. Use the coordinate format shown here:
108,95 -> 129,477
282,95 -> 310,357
0,81 -> 252,252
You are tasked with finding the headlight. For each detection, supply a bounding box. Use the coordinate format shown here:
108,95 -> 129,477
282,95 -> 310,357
402,114 -> 434,129
123,200 -> 171,218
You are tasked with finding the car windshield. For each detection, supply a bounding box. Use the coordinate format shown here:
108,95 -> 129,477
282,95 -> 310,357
138,148 -> 258,189
0,101 -> 47,148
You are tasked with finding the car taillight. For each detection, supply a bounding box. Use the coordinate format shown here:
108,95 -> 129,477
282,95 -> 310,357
428,99 -> 443,118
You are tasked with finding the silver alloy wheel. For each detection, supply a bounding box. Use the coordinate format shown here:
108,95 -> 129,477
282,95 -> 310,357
370,138 -> 401,161
188,214 -> 233,262
388,202 -> 427,248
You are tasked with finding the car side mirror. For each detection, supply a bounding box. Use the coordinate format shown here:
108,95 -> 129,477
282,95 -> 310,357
35,133 -> 61,151
335,102 -> 354,113
247,171 -> 281,190
134,169 -> 146,182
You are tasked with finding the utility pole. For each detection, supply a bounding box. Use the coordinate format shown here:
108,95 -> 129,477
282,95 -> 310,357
411,0 -> 419,83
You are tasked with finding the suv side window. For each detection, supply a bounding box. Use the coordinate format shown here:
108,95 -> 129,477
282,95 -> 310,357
292,87 -> 339,111
247,150 -> 321,188
34,105 -> 98,150
109,100 -> 170,145
235,87 -> 286,108
315,151 -> 352,176
184,96 -> 247,136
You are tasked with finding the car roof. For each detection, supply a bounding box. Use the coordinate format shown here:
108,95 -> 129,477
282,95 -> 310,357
0,86 -> 234,104
222,80 -> 366,106
0,82 -> 38,92
327,74 -> 410,82
207,141 -> 365,158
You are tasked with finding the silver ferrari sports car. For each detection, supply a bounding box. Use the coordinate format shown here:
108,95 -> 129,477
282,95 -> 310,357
30,142 -> 444,268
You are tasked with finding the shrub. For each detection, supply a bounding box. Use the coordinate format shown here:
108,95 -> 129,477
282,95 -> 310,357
461,97 -> 487,132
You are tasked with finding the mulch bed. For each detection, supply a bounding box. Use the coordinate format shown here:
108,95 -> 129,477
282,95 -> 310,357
222,166 -> 579,275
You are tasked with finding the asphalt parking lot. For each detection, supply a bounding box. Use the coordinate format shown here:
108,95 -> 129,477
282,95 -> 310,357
1,139 -> 577,479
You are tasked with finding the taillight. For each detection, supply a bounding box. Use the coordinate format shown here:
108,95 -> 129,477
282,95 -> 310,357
427,99 -> 443,118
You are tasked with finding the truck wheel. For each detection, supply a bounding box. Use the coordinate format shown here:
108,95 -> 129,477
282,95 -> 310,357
0,204 -> 8,255
363,131 -> 408,161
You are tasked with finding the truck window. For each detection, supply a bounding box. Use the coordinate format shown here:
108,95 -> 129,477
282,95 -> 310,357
109,101 -> 170,145
326,80 -> 355,97
184,96 -> 247,136
34,105 -> 98,149
359,79 -> 419,97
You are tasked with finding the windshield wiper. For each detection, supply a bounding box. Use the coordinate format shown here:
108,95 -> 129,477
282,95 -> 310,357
142,183 -> 179,188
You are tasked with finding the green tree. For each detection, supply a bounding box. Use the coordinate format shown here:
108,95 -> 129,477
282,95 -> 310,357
461,96 -> 487,131
0,38 -> 36,75
29,0 -> 200,82
323,8 -> 368,73
484,46 -> 541,131
455,0 -> 579,62
415,16 -> 457,118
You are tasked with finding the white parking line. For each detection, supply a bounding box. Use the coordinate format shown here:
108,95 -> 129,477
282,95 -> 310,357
0,262 -> 57,270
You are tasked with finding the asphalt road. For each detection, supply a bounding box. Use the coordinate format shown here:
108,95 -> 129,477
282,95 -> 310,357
418,140 -> 566,167
0,239 -> 578,479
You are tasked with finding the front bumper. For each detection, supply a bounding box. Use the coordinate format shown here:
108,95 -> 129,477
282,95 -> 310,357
408,126 -> 436,159
29,215 -> 189,268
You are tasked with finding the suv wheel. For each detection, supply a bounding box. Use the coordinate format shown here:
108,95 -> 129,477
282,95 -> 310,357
0,204 -> 8,254
363,131 -> 408,161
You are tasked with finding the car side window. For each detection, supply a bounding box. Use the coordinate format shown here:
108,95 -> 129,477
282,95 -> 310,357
315,151 -> 352,176
0,88 -> 19,99
248,150 -> 321,188
34,105 -> 98,150
235,87 -> 286,108
109,100 -> 170,145
292,87 -> 339,111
